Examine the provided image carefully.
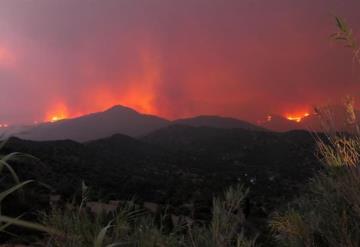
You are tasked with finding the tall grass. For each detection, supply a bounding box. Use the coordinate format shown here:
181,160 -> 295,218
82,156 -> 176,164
41,184 -> 257,247
271,167 -> 360,246
331,16 -> 360,65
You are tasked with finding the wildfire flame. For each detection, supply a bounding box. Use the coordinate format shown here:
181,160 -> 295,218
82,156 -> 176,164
43,45 -> 160,123
285,112 -> 310,122
45,102 -> 69,122
50,116 -> 64,122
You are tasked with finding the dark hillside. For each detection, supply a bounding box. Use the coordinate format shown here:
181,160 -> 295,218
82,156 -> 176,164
3,127 -> 321,216
142,126 -> 320,207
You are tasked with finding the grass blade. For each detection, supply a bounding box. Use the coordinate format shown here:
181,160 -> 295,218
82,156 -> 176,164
0,215 -> 60,235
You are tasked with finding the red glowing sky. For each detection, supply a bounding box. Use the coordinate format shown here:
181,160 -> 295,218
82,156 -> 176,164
0,0 -> 359,124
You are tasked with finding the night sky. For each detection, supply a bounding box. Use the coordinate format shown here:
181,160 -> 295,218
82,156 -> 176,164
0,0 -> 359,124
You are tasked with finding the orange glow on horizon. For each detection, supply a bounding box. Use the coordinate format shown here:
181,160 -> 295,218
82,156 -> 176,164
40,45 -> 317,124
285,112 -> 310,122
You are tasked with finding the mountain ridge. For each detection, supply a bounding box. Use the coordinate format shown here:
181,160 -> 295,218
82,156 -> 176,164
8,104 -> 358,142
173,115 -> 267,131
12,105 -> 269,142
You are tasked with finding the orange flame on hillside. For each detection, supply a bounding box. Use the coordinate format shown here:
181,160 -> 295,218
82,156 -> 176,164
285,112 -> 310,122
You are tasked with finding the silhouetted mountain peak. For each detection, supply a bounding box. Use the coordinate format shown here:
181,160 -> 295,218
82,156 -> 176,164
104,105 -> 139,115
16,105 -> 170,142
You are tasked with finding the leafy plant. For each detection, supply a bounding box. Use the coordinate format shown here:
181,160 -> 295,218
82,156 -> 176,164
0,140 -> 59,238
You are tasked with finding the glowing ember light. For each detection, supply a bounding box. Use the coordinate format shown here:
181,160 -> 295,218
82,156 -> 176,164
50,116 -> 63,122
45,102 -> 69,122
285,112 -> 310,122
0,124 -> 8,128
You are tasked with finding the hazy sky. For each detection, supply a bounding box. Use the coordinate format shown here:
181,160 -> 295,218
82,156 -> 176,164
0,0 -> 359,124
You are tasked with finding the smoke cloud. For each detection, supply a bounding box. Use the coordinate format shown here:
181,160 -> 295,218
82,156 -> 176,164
0,0 -> 359,124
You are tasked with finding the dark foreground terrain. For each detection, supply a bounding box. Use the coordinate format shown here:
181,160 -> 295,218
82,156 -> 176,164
0,125 -> 321,242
